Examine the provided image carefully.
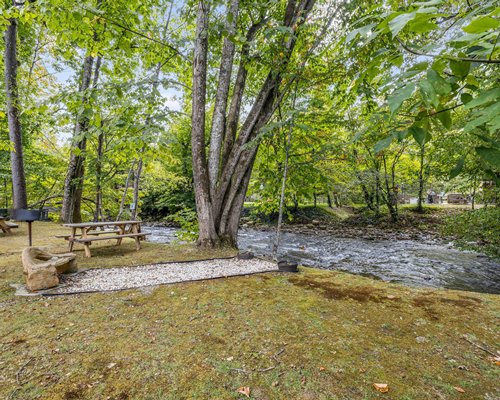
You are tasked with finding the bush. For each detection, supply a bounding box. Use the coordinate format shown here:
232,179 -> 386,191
140,178 -> 195,221
441,207 -> 500,258
165,207 -> 198,242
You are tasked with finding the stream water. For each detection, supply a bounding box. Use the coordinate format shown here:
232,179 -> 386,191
143,226 -> 500,294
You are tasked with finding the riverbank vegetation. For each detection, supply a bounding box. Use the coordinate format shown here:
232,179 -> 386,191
1,223 -> 499,399
441,207 -> 500,258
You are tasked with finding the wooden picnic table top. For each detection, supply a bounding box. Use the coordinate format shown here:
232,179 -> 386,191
62,220 -> 142,228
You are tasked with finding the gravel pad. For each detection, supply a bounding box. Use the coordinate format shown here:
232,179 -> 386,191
46,257 -> 278,295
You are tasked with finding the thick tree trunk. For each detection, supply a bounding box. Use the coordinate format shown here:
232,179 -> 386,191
191,0 -> 316,247
4,12 -> 27,209
207,0 -> 239,198
191,1 -> 219,246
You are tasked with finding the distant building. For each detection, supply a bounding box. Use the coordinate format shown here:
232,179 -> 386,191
445,193 -> 467,204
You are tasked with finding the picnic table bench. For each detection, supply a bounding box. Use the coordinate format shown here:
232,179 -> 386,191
0,216 -> 19,234
61,220 -> 150,257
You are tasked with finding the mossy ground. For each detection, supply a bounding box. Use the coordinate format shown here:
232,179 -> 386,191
1,223 -> 499,399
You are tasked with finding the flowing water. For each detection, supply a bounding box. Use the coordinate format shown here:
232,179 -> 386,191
143,226 -> 500,294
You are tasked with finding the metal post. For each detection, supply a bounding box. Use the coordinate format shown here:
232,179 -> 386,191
28,221 -> 32,246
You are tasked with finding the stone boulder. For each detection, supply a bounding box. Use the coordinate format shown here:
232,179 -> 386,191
22,247 -> 77,291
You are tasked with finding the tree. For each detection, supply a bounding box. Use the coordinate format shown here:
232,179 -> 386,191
3,1 -> 27,209
191,0 -> 316,247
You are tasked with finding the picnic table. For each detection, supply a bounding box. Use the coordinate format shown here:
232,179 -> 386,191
0,216 -> 19,234
60,220 -> 150,257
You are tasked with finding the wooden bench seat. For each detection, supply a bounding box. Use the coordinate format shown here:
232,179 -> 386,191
69,232 -> 150,257
55,230 -> 120,239
69,233 -> 150,242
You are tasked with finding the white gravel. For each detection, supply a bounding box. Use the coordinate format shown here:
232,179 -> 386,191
48,257 -> 278,294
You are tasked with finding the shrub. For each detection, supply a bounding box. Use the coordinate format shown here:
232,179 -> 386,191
441,207 -> 500,259
140,178 -> 195,221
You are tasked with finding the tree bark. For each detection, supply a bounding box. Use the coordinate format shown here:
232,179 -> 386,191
93,56 -> 103,222
207,0 -> 239,198
4,9 -> 28,210
191,0 -> 219,246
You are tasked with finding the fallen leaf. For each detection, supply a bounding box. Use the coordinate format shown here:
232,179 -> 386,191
373,383 -> 389,393
319,366 -> 325,371
454,386 -> 465,393
107,363 -> 116,369
490,356 -> 500,365
387,295 -> 396,299
237,386 -> 250,397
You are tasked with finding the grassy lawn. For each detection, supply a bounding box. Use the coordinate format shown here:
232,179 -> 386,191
0,222 -> 499,399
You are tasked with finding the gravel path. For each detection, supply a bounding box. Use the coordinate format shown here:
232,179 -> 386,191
47,257 -> 278,294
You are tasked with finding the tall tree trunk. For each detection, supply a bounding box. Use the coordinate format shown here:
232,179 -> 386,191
327,193 -> 332,208
93,123 -> 104,222
191,0 -> 316,247
4,9 -> 27,209
207,0 -> 239,198
273,92 -> 296,257
191,0 -> 219,246
382,154 -> 397,222
417,143 -> 425,213
132,6 -> 173,220
116,161 -> 135,221
131,158 -> 142,220
61,55 -> 95,223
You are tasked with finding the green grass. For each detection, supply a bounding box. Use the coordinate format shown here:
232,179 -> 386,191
0,223 -> 499,399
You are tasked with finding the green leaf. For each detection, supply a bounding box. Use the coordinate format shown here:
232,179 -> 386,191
396,129 -> 409,141
419,79 -> 439,107
436,109 -> 452,129
463,16 -> 499,33
427,69 -> 451,96
464,101 -> 500,132
460,93 -> 473,104
464,87 -> 500,109
388,12 -> 416,36
346,23 -> 376,43
475,134 -> 500,147
449,60 -> 470,79
374,135 -> 393,153
410,126 -> 429,145
449,155 -> 466,179
414,0 -> 442,5
476,147 -> 500,168
388,83 -> 415,114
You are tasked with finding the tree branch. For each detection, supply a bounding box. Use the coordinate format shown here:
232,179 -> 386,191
81,5 -> 189,62
396,37 -> 500,64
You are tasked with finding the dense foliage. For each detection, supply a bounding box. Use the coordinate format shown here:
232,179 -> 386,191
1,0 -> 498,241
442,207 -> 500,258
